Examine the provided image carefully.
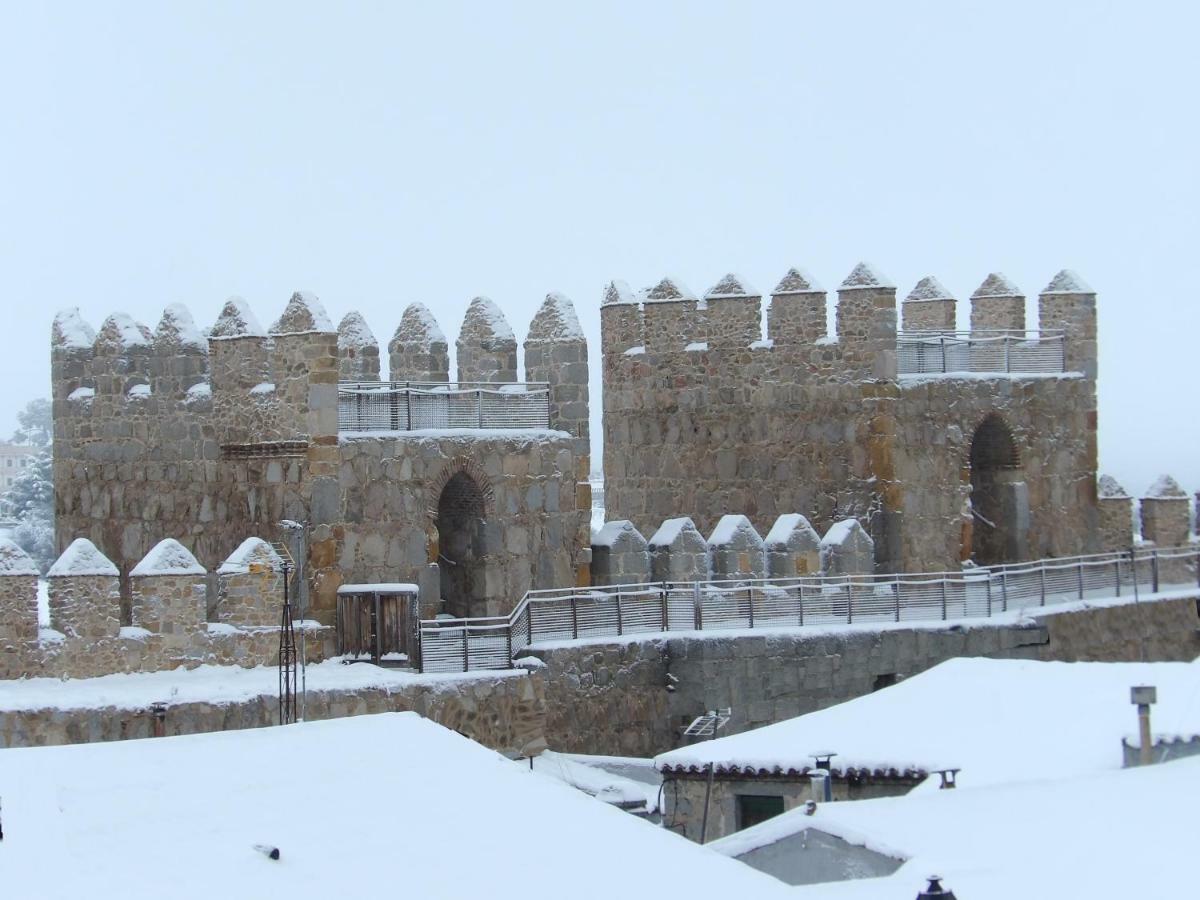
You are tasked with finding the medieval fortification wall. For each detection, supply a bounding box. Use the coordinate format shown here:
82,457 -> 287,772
52,290 -> 591,623
601,264 -> 1099,573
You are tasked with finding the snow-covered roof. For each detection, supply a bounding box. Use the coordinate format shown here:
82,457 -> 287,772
705,273 -> 760,299
1041,268 -> 1094,294
210,296 -> 266,339
0,713 -> 790,900
270,291 -> 334,334
130,538 -> 206,577
655,658 -> 1200,784
971,272 -> 1022,298
904,276 -> 953,302
1145,474 -> 1188,499
648,516 -> 702,548
527,292 -> 585,341
94,313 -> 152,352
391,302 -> 448,347
764,513 -> 820,549
710,754 -> 1199,900
460,296 -> 516,342
217,537 -> 282,575
838,262 -> 894,291
0,537 -> 40,575
1097,474 -> 1130,499
819,518 -> 867,549
643,277 -> 698,303
51,307 -> 97,351
337,310 -> 378,348
155,303 -> 208,351
602,279 -> 638,306
772,267 -> 823,294
47,538 -> 120,578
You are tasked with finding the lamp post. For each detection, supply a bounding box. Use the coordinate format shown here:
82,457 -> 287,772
1131,685 -> 1157,766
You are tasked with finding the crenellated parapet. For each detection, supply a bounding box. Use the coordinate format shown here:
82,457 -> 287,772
767,268 -> 826,346
902,277 -> 956,333
457,296 -> 517,383
389,303 -> 449,382
0,535 -> 331,681
704,275 -> 762,350
642,277 -> 704,356
337,311 -> 381,382
524,292 -> 589,460
836,262 -> 898,380
1038,269 -> 1097,380
707,515 -> 766,581
1096,475 -> 1134,552
970,273 -> 1025,334
1140,475 -> 1191,548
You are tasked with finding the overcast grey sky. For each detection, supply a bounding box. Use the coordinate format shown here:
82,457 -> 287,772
1,2 -> 1196,495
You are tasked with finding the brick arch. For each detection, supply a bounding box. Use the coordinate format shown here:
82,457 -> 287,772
969,412 -> 1021,471
425,458 -> 495,521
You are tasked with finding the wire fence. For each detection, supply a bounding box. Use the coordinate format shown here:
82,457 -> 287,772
338,382 -> 550,432
417,545 -> 1200,673
897,330 -> 1066,375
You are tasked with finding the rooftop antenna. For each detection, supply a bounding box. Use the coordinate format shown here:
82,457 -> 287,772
272,538 -> 298,726
684,708 -> 732,844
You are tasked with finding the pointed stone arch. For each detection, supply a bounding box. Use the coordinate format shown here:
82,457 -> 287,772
967,413 -> 1028,565
427,459 -> 496,619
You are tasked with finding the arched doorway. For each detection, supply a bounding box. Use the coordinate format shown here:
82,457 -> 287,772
968,414 -> 1029,565
435,470 -> 489,619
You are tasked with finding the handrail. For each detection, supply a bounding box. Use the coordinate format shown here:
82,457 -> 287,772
416,545 -> 1200,673
896,330 -> 1068,376
338,381 -> 551,432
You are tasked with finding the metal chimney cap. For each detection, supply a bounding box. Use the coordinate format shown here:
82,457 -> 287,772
917,875 -> 957,899
1131,685 -> 1157,705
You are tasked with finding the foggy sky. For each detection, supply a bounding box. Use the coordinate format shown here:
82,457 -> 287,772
1,2 -> 1196,497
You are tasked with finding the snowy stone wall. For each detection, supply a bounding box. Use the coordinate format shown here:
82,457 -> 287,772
0,668 -> 545,754
0,538 -> 333,681
603,265 -> 1100,573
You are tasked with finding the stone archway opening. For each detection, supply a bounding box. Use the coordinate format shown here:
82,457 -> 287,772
436,470 -> 489,619
968,414 -> 1029,565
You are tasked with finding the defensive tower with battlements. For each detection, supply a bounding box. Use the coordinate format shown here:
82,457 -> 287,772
601,263 -> 1099,573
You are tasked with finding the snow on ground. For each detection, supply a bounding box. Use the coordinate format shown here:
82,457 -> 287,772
711,754 -> 1199,900
656,657 -> 1200,786
0,713 -> 789,900
0,659 -> 526,712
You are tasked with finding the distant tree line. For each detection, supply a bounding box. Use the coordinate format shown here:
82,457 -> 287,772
3,399 -> 54,571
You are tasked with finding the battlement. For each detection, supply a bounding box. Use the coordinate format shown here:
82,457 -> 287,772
601,264 -> 1096,383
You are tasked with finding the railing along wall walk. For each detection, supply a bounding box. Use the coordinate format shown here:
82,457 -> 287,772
338,382 -> 550,432
417,545 -> 1200,673
897,330 -> 1066,375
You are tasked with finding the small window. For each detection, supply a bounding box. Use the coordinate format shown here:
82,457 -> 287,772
736,794 -> 784,831
5,459 -> 11,468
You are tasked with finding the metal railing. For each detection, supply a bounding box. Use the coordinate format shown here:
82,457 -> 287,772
338,382 -> 550,432
417,545 -> 1200,673
897,330 -> 1067,375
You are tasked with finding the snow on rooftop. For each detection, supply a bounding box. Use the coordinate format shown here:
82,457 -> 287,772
819,518 -> 863,547
602,279 -> 638,306
772,267 -> 823,294
1042,268 -> 1093,294
971,272 -> 1022,298
51,307 -> 97,351
527,750 -> 659,813
711,755 -> 1200,900
643,276 -> 698,303
130,538 -> 206,577
0,537 -> 39,575
0,713 -> 789,900
705,273 -> 760,298
839,262 -> 894,291
708,514 -> 761,547
593,519 -> 646,548
337,310 -> 378,348
46,537 -> 119,578
155,303 -> 208,351
1097,474 -> 1130,499
461,296 -> 516,342
764,513 -> 819,547
528,292 -> 585,341
95,313 -> 152,352
392,302 -> 448,347
1145,474 -> 1188,499
217,537 -> 282,575
649,516 -> 701,547
655,658 -> 1200,785
209,296 -> 266,339
904,276 -> 953,302
271,290 -> 334,334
